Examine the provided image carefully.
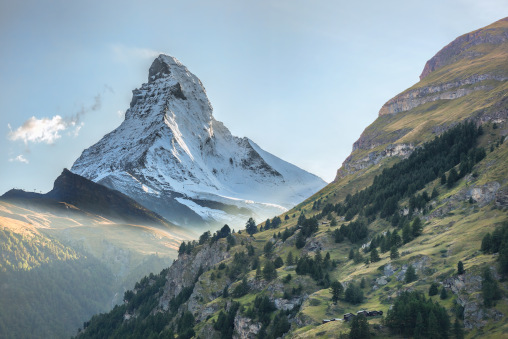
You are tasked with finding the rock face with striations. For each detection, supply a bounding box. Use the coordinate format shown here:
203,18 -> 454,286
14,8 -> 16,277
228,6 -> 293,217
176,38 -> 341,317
72,55 -> 325,229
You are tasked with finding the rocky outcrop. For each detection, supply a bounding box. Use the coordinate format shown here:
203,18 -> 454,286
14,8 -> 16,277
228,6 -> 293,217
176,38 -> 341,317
495,186 -> 508,208
233,315 -> 262,339
335,143 -> 414,180
420,17 -> 508,80
159,241 -> 230,310
427,181 -> 502,220
379,74 -> 507,116
443,268 -> 504,329
468,182 -> 501,207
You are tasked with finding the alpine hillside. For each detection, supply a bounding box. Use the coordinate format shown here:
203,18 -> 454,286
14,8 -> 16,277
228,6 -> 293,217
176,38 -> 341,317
71,55 -> 326,229
75,18 -> 508,339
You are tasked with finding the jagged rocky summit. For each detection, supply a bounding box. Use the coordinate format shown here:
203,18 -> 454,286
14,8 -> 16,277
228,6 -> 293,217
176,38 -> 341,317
72,55 -> 326,229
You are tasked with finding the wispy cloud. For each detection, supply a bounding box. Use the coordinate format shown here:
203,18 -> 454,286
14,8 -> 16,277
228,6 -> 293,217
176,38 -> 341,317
9,154 -> 29,164
111,44 -> 164,62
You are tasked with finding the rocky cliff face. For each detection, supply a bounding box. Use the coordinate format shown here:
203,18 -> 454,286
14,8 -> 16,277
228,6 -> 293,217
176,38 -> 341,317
72,55 -> 325,229
379,74 -> 507,116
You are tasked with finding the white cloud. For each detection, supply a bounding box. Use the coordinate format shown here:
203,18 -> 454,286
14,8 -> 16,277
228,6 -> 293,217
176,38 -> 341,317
8,115 -> 67,144
8,92 -> 107,146
116,110 -> 125,118
9,154 -> 29,164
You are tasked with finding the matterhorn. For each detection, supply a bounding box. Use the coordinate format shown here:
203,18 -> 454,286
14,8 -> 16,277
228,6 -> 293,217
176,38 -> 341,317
72,55 -> 326,229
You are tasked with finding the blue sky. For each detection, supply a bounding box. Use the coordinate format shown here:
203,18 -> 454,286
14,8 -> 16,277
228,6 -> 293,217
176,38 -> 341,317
1,0 -> 506,194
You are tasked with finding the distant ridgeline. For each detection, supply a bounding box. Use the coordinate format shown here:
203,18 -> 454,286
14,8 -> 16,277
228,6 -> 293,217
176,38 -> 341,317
0,228 -> 114,339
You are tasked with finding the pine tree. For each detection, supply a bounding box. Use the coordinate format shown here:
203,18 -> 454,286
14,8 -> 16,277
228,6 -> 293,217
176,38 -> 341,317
370,248 -> 380,262
447,168 -> 459,188
429,283 -> 439,296
440,286 -> 448,300
405,265 -> 417,284
274,256 -> 284,269
245,217 -> 257,235
390,246 -> 399,260
411,217 -> 423,237
457,261 -> 465,275
481,233 -> 492,253
330,280 -> 343,304
349,248 -> 355,260
360,277 -> 366,289
402,223 -> 412,244
263,260 -> 277,281
286,251 -> 294,266
295,232 -> 305,249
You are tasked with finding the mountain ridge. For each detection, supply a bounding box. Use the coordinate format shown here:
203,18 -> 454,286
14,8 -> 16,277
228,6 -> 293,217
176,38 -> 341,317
1,168 -> 175,228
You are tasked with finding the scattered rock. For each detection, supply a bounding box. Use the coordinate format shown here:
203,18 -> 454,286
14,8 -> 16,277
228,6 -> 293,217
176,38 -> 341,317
233,315 -> 262,339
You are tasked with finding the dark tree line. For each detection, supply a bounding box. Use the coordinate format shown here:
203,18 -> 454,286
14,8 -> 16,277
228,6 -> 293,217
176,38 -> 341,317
316,122 -> 485,223
385,291 -> 450,338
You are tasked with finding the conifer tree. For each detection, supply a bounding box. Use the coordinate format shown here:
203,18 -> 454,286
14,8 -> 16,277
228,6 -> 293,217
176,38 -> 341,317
457,261 -> 465,275
429,282 -> 439,296
412,217 -> 423,237
370,248 -> 380,262
405,265 -> 417,283
349,248 -> 355,260
263,261 -> 277,281
245,217 -> 257,235
440,286 -> 448,300
286,251 -> 294,266
390,246 -> 399,260
481,233 -> 492,253
330,280 -> 343,304
402,223 -> 412,244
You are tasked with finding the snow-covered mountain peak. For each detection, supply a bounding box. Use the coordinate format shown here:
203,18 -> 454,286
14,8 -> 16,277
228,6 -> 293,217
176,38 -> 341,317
72,55 -> 326,229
